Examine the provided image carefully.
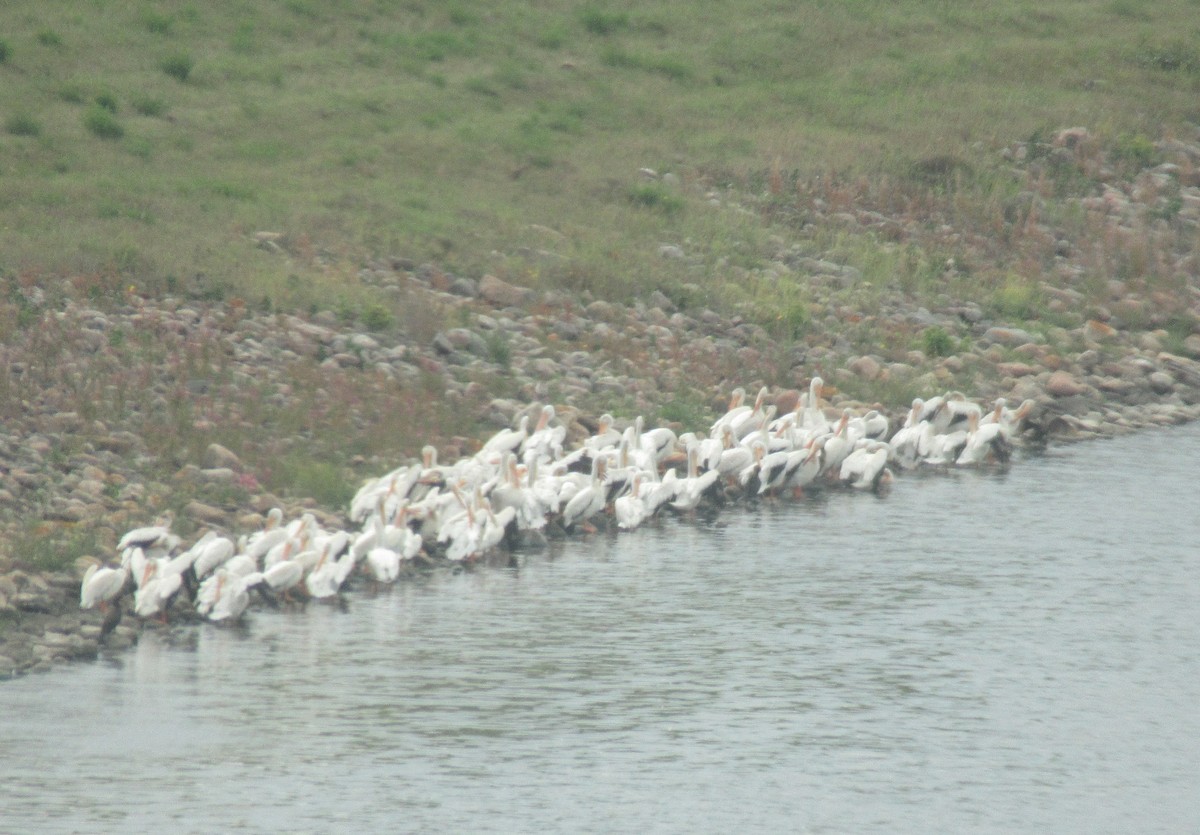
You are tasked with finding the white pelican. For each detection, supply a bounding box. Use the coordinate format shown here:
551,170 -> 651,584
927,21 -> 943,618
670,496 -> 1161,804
189,531 -> 237,581
818,411 -> 854,476
520,404 -> 565,463
560,456 -> 608,531
206,569 -> 264,622
479,414 -> 530,460
80,563 -> 129,611
802,377 -> 831,434
709,387 -> 748,440
365,546 -> 403,584
614,473 -> 649,530
840,441 -> 893,490
955,411 -> 1012,466
671,441 -> 720,511
584,413 -> 622,451
117,511 -> 179,558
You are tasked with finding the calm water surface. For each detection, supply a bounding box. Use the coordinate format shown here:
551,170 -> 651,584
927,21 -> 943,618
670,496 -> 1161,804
3,424 -> 1200,833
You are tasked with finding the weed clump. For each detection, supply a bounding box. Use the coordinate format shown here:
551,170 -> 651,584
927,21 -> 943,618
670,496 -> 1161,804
84,105 -> 124,139
5,112 -> 41,137
361,303 -> 394,332
160,53 -> 194,82
132,95 -> 169,117
628,183 -> 684,215
921,325 -> 956,357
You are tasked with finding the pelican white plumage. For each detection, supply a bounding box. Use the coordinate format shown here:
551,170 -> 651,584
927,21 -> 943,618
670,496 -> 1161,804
80,563 -> 129,611
819,411 -> 854,476
584,413 -> 622,451
955,412 -> 1012,466
206,569 -> 263,622
840,441 -> 893,490
479,414 -> 530,460
189,531 -> 237,581
614,473 -> 649,530
560,456 -> 608,531
709,387 -> 748,440
671,441 -> 720,511
117,511 -> 179,558
365,546 -> 403,584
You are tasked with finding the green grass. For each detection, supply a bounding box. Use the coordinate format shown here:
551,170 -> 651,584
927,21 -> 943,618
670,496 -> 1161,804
0,0 -> 1198,334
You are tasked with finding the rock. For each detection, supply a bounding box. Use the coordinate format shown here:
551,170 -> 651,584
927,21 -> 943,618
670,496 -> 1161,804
478,274 -> 532,307
184,500 -> 230,526
848,355 -> 882,380
983,326 -> 1037,347
996,361 -> 1038,378
658,244 -> 685,259
1148,372 -> 1176,394
1083,319 -> 1117,341
203,443 -> 243,472
1184,334 -> 1200,359
1046,370 -> 1089,397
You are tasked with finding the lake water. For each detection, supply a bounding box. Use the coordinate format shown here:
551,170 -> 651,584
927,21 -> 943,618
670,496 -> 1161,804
3,424 -> 1200,833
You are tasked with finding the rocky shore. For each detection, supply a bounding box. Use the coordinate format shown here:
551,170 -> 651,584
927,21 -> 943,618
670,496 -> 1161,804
4,127 -> 1200,679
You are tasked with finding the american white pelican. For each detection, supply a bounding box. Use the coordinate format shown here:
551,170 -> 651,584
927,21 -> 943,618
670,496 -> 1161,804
560,456 -> 608,531
709,387 -> 748,440
478,414 -> 530,459
206,569 -> 263,622
955,411 -> 1012,465
840,441 -> 893,490
818,411 -> 854,476
671,441 -> 720,511
117,511 -> 179,558
80,563 -> 129,611
614,473 -> 649,530
931,392 -> 981,433
365,546 -> 403,584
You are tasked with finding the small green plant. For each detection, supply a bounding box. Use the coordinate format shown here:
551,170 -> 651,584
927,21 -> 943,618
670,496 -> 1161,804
132,94 -> 168,117
36,30 -> 64,48
628,183 -> 684,215
83,105 -> 124,139
485,331 -> 512,369
58,82 -> 85,103
0,39 -> 10,64
361,303 -> 394,332
921,325 -> 956,357
141,10 -> 173,35
12,521 -> 101,573
580,7 -> 629,35
160,53 -> 194,82
1112,133 -> 1158,169
991,275 -> 1042,320
94,91 -> 119,113
5,112 -> 41,137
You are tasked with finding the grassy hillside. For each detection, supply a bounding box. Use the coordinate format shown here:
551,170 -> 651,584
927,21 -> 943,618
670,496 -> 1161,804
2,0 -> 1199,320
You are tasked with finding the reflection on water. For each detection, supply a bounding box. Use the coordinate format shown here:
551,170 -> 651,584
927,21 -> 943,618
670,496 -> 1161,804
4,425 -> 1200,833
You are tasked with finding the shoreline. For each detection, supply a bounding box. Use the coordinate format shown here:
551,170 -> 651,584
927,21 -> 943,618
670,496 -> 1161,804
3,277 -> 1199,678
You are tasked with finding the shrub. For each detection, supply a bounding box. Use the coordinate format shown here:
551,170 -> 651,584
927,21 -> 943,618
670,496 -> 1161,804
132,94 -> 169,117
94,91 -> 119,113
36,30 -> 64,48
5,112 -> 41,137
627,183 -> 684,215
580,8 -> 629,35
58,82 -> 85,103
160,53 -> 194,82
921,325 -> 955,357
83,105 -> 124,139
141,11 -> 173,35
361,303 -> 394,332
1112,133 -> 1158,169
0,39 -> 10,64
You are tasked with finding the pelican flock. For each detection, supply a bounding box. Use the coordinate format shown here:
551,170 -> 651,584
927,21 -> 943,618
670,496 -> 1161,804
82,381 -> 1035,626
